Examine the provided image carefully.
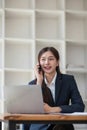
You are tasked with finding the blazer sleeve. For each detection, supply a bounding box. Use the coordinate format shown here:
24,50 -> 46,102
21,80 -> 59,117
60,76 -> 85,113
28,79 -> 37,85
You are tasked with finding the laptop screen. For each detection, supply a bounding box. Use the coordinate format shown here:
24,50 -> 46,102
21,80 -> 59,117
4,85 -> 44,114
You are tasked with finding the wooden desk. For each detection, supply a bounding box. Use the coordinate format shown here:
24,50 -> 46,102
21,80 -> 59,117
3,113 -> 87,130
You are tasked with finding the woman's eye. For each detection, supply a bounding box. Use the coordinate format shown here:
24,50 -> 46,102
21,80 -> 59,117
41,59 -> 45,61
41,58 -> 54,61
48,58 -> 54,61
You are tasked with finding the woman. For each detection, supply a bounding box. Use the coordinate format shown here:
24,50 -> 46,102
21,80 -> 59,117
25,47 -> 85,130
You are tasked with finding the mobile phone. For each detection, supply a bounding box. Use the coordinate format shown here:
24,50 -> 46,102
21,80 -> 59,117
38,65 -> 42,73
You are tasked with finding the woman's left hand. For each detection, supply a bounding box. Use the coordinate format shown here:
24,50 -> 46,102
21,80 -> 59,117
44,103 -> 62,113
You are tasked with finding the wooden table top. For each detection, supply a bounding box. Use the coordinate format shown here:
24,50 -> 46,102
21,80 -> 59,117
1,113 -> 87,121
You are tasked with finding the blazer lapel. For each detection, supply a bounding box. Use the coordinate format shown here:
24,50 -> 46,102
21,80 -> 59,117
55,73 -> 62,105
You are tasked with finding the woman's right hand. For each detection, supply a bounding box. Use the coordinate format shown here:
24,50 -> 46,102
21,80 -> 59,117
44,103 -> 62,113
34,64 -> 43,85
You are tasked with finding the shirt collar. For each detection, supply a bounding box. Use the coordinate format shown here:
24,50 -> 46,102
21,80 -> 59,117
44,72 -> 57,86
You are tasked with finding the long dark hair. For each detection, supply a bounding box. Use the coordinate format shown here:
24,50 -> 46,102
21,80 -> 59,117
38,46 -> 60,73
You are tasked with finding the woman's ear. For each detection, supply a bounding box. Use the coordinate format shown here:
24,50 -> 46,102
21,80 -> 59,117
56,62 -> 58,67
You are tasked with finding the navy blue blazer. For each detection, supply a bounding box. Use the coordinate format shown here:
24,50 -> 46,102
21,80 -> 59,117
29,73 -> 85,113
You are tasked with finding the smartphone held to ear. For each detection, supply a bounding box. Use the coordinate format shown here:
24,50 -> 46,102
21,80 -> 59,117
38,65 -> 42,73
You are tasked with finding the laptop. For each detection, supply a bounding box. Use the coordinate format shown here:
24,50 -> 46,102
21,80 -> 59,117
4,85 -> 44,114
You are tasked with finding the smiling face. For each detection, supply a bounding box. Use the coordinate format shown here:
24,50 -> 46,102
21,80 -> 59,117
39,51 -> 59,75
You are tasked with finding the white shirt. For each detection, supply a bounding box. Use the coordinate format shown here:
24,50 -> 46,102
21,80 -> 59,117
44,73 -> 57,101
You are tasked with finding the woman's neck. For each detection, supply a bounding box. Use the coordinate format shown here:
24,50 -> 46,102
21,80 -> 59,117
45,71 -> 56,84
